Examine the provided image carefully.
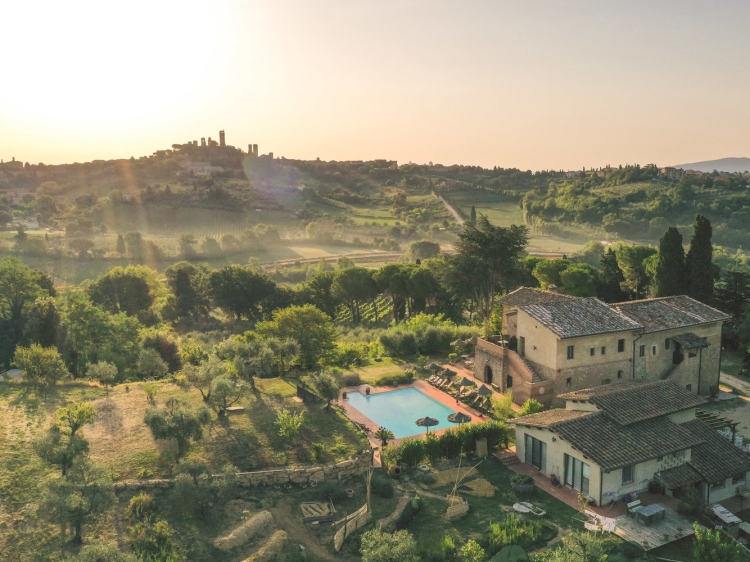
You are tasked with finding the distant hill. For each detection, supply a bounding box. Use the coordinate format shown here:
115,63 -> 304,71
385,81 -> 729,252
673,157 -> 750,173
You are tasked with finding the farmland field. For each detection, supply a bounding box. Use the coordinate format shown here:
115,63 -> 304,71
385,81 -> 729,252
444,191 -> 598,255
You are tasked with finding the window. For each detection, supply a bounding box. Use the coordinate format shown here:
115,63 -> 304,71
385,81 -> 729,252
590,347 -> 595,357
688,351 -> 697,358
639,345 -> 645,357
712,480 -> 726,490
617,370 -> 623,379
506,375 -> 513,389
686,384 -> 692,391
566,377 -> 572,386
567,345 -> 574,360
564,454 -> 590,495
622,464 -> 634,485
601,346 -> 606,355
665,339 -> 670,350
652,346 -> 657,355
519,336 -> 526,357
524,434 -> 547,472
618,339 -> 625,352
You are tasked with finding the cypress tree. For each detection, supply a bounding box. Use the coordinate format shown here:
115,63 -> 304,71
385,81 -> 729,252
470,205 -> 477,225
116,234 -> 126,255
596,248 -> 627,302
685,215 -> 714,303
655,226 -> 685,297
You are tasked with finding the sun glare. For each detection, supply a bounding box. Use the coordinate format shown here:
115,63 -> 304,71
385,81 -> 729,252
1,1 -> 218,130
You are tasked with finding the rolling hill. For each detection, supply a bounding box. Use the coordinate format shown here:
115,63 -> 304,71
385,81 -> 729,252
673,157 -> 750,173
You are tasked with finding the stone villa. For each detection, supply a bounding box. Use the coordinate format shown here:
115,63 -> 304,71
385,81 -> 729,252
474,288 -> 729,407
510,380 -> 750,506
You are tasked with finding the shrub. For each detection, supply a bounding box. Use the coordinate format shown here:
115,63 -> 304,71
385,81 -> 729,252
517,399 -> 545,417
376,370 -> 415,387
335,342 -> 368,365
487,513 -> 545,551
423,433 -> 442,464
371,474 -> 394,498
396,494 -> 423,530
398,438 -> 426,467
311,442 -> 326,463
339,372 -> 362,387
380,329 -> 419,357
678,486 -> 708,518
510,473 -> 534,486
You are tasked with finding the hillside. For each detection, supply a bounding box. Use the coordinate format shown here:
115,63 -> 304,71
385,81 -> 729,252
673,157 -> 750,173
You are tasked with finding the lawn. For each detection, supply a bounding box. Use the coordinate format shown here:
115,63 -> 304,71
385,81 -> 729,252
722,348 -> 744,377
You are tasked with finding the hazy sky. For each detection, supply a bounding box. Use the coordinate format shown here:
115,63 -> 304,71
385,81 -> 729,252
2,0 -> 750,170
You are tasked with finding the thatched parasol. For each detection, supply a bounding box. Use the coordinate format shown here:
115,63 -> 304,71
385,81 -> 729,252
415,416 -> 440,434
425,362 -> 442,371
477,384 -> 493,396
457,377 -> 476,388
447,412 -> 471,425
441,368 -> 457,378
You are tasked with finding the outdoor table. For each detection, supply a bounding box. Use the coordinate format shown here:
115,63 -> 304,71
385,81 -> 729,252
633,503 -> 666,526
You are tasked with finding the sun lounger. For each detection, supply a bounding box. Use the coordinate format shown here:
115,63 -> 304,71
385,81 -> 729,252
428,375 -> 439,384
512,502 -> 546,516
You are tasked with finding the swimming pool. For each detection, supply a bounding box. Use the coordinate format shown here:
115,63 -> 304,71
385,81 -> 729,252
346,387 -> 461,439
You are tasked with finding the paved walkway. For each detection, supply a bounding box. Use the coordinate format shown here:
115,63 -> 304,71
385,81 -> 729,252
439,363 -> 521,413
495,448 -> 679,518
722,372 -> 750,395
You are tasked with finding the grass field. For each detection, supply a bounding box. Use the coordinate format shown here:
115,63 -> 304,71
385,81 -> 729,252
722,348 -> 744,377
445,192 -> 597,255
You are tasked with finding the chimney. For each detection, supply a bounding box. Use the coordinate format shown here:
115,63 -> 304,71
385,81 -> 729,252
548,284 -> 558,293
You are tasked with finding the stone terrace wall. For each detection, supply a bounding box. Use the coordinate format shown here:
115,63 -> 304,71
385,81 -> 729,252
113,451 -> 373,492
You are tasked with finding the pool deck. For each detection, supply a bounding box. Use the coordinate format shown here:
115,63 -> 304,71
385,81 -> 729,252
338,380 -> 486,454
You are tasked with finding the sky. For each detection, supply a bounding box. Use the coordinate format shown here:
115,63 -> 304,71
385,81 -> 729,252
2,0 -> 750,170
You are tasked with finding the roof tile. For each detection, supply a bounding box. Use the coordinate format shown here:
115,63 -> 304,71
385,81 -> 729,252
613,295 -> 730,333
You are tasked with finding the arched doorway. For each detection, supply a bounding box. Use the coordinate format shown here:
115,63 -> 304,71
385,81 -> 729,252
484,365 -> 493,385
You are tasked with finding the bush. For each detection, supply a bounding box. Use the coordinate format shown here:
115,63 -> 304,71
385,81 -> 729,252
677,486 -> 708,518
398,438 -> 426,467
423,433 -> 442,464
334,342 -> 368,365
376,370 -> 415,387
371,474 -> 394,498
380,329 -> 419,357
311,442 -> 326,463
339,372 -> 362,387
487,513 -> 546,551
396,494 -> 423,530
510,473 -> 534,486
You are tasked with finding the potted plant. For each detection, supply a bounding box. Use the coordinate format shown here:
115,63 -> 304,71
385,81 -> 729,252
511,473 -> 535,494
365,386 -> 371,395
342,391 -> 348,399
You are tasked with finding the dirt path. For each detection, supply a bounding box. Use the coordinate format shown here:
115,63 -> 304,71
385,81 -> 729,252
437,195 -> 465,225
721,372 -> 750,395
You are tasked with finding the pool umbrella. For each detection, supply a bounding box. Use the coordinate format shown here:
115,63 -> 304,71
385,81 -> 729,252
441,368 -> 457,378
458,377 -> 476,388
477,384 -> 493,396
426,362 -> 442,371
416,416 -> 440,434
448,412 -> 471,425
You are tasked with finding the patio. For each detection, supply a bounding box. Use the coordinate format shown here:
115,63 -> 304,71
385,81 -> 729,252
614,506 -> 695,550
438,362 -> 521,413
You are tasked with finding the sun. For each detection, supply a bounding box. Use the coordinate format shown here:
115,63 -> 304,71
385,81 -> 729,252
0,0 -> 218,131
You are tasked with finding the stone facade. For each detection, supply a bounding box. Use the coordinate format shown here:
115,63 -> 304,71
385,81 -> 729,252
113,451 -> 372,492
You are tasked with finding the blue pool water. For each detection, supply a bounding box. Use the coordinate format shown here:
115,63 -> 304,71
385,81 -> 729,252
346,387 -> 461,438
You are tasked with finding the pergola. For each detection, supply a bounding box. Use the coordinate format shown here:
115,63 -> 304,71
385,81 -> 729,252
695,409 -> 740,443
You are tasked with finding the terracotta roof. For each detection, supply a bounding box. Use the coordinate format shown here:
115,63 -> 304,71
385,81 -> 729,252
655,463 -> 704,489
550,412 -> 704,471
613,295 -> 730,333
519,297 -> 643,339
556,380 -> 649,401
671,332 -> 710,350
681,420 -> 750,484
508,409 -> 591,428
498,287 -> 575,307
587,381 -> 708,425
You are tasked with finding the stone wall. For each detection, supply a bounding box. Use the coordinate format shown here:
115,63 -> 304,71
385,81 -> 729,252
113,451 -> 373,492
